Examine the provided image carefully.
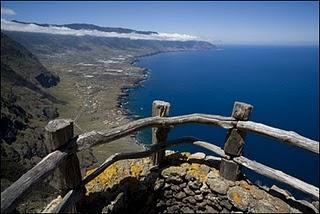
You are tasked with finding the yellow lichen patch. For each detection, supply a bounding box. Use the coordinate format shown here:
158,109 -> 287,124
239,180 -> 251,190
130,163 -> 144,178
230,191 -> 243,206
249,185 -> 266,200
185,163 -> 209,182
85,163 -> 119,194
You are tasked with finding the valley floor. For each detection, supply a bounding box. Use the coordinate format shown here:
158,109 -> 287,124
41,49 -> 150,167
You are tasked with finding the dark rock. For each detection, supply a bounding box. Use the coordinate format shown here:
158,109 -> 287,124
205,205 -> 217,213
153,179 -> 165,191
206,193 -> 217,202
198,201 -> 208,208
200,183 -> 210,194
165,198 -> 173,207
221,208 -> 230,213
156,200 -> 165,208
181,206 -> 194,213
185,174 -> 197,181
194,190 -> 201,194
179,183 -> 187,188
188,180 -> 202,190
183,196 -> 197,204
167,205 -> 180,213
220,199 -> 233,210
164,190 -> 173,198
248,200 -> 277,213
194,194 -> 204,201
207,177 -> 229,195
171,184 -> 181,192
174,192 -> 186,200
161,166 -> 186,183
184,187 -> 195,196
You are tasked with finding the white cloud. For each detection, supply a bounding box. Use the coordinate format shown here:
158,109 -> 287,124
0,19 -> 201,42
1,8 -> 16,16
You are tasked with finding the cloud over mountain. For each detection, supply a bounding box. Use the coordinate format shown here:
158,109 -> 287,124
1,19 -> 200,42
1,8 -> 16,16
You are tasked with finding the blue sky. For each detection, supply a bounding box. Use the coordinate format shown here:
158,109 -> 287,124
1,1 -> 319,45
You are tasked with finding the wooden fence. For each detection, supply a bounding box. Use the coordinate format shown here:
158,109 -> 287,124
1,100 -> 319,213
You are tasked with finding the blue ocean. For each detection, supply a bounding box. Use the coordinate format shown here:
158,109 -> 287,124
124,45 -> 319,199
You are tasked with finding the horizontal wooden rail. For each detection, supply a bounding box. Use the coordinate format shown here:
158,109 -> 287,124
2,110 -> 319,212
1,150 -> 69,213
233,156 -> 319,199
76,114 -> 237,151
75,114 -> 318,154
237,121 -> 319,154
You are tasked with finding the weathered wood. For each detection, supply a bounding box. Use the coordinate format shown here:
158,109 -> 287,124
82,137 -> 227,185
1,150 -> 68,213
76,114 -> 236,151
224,102 -> 253,156
45,119 -> 74,150
233,156 -> 319,200
53,189 -> 83,213
231,101 -> 253,120
45,119 -> 84,212
220,102 -> 253,181
223,129 -> 245,156
237,121 -> 319,154
152,100 -> 170,165
219,159 -> 240,181
193,141 -> 229,159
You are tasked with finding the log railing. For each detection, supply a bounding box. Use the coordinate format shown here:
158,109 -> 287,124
1,100 -> 319,213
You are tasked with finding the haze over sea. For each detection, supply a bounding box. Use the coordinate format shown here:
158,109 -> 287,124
125,45 -> 319,198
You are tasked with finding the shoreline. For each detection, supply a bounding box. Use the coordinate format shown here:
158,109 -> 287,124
116,48 -> 217,148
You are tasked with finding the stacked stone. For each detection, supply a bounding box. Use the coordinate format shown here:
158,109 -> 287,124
81,151 -> 319,213
151,152 -> 318,213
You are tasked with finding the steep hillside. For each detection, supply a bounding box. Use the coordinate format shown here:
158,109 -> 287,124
1,33 -> 62,184
4,31 -> 214,56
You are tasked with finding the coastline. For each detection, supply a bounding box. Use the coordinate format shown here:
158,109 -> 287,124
116,48 -> 217,148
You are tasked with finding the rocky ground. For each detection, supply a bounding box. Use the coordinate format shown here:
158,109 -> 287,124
43,151 -> 319,213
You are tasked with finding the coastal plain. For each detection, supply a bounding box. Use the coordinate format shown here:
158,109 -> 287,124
43,50 -> 149,165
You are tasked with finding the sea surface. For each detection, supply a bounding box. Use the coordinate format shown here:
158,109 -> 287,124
124,45 -> 319,199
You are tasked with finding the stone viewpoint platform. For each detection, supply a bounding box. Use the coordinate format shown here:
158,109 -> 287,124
44,151 -> 319,213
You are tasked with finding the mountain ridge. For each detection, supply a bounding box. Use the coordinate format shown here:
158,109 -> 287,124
11,20 -> 159,35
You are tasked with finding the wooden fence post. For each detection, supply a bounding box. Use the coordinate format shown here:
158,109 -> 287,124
220,102 -> 253,181
45,119 -> 85,212
152,100 -> 170,166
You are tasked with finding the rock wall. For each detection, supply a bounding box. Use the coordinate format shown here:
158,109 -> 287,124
79,151 -> 319,213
